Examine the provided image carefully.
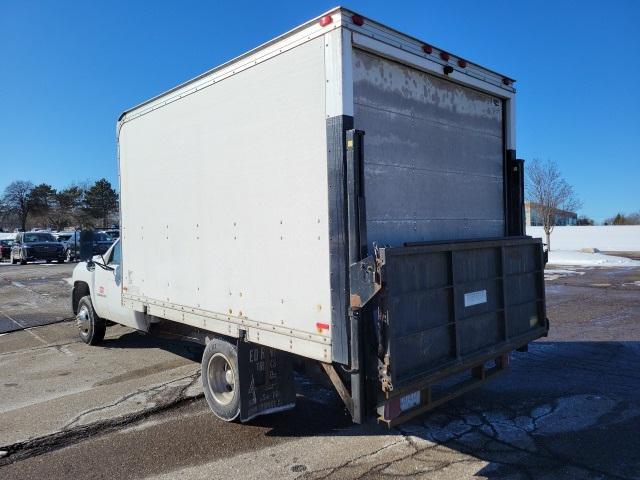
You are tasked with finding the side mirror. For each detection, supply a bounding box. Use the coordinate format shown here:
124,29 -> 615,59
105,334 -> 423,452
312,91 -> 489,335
79,230 -> 95,262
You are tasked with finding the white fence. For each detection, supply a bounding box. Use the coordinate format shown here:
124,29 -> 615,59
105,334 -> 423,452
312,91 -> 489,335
526,226 -> 640,251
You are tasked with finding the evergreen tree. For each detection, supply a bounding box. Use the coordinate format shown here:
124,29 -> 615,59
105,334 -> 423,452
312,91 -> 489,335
84,179 -> 119,228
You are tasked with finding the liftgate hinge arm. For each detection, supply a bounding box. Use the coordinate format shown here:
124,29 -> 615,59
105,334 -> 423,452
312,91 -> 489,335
349,255 -> 383,308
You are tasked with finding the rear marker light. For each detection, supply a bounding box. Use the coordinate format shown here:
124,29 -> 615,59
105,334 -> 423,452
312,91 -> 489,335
422,44 -> 433,54
443,65 -> 454,75
457,59 -> 467,68
351,14 -> 364,26
439,52 -> 450,61
502,78 -> 511,86
319,15 -> 333,27
316,322 -> 330,332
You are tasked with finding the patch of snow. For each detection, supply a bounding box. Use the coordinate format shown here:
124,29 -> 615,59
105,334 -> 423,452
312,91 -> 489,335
545,268 -> 585,275
527,225 -> 640,251
64,277 -> 74,286
548,250 -> 640,267
544,267 -> 586,281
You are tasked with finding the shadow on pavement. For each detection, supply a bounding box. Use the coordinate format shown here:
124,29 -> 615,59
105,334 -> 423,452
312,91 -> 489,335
256,340 -> 640,479
101,331 -> 204,362
92,324 -> 640,478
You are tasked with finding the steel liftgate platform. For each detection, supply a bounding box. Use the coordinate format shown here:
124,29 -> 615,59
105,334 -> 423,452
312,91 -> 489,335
352,237 -> 549,426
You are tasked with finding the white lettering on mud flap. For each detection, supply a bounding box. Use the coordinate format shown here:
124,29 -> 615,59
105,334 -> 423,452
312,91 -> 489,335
464,289 -> 487,307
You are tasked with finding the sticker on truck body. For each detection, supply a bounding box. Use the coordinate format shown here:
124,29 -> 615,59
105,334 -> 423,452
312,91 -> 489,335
400,391 -> 421,412
464,289 -> 487,307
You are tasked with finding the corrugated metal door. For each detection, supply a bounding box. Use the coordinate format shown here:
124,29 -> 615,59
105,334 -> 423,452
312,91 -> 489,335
352,49 -> 505,249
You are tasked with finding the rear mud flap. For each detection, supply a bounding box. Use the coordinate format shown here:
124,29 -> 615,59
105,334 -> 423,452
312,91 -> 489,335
237,342 -> 296,422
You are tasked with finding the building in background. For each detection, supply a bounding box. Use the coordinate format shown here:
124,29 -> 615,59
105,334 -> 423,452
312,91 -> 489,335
525,201 -> 577,227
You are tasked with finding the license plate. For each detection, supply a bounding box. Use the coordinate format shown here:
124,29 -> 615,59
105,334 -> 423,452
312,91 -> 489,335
400,391 -> 421,412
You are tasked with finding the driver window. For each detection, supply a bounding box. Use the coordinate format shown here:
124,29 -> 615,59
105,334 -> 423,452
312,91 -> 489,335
109,241 -> 121,266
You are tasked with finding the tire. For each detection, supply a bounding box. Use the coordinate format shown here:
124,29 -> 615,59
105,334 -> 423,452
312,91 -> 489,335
76,295 -> 106,345
46,259 -> 52,264
57,257 -> 65,263
202,337 -> 241,421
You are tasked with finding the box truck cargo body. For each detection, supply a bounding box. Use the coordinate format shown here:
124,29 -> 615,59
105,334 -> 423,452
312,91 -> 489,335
77,7 -> 548,424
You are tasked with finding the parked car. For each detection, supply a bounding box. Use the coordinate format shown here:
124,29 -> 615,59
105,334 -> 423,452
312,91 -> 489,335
0,239 -> 14,261
53,231 -> 80,261
10,232 -> 65,264
66,231 -> 114,261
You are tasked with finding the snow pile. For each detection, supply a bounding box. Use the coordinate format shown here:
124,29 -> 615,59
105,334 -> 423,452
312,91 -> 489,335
548,250 -> 640,267
544,267 -> 585,281
527,226 -> 640,251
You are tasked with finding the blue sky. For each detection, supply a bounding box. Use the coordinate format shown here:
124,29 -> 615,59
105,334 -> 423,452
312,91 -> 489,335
1,1 -> 638,222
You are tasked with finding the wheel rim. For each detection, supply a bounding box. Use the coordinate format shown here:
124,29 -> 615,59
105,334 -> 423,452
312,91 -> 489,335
76,304 -> 90,338
207,352 -> 236,406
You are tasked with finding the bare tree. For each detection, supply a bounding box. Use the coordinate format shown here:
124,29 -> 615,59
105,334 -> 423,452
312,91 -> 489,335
2,180 -> 35,231
526,159 -> 582,251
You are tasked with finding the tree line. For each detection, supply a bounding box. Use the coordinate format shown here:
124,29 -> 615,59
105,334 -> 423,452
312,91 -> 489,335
0,179 -> 119,232
603,212 -> 640,226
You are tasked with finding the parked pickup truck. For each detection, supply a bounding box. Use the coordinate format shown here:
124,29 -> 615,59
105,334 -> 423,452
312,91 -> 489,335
71,8 -> 548,426
63,231 -> 114,262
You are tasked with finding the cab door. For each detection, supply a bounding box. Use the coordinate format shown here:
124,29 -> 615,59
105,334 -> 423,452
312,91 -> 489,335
93,240 -> 148,331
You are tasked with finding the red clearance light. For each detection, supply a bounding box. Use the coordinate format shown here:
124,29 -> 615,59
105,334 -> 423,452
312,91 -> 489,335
422,44 -> 433,54
457,59 -> 467,68
351,14 -> 364,26
502,78 -> 511,85
319,15 -> 333,27
439,52 -> 450,61
316,322 -> 330,332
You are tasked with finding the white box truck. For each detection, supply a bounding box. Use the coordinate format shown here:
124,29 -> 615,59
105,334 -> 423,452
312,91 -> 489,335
71,7 -> 548,425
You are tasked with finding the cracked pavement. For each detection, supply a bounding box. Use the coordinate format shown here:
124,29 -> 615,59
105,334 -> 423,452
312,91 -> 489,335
1,263 -> 639,479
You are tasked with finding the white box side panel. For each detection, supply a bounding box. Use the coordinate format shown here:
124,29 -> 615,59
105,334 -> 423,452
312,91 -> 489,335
119,37 -> 332,345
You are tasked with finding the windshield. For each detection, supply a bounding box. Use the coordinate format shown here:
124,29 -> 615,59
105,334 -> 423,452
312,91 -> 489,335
94,233 -> 113,242
24,233 -> 55,243
0,239 -> 14,246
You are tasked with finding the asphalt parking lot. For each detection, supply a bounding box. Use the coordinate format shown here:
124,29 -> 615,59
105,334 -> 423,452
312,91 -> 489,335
0,262 -> 75,333
1,261 -> 639,479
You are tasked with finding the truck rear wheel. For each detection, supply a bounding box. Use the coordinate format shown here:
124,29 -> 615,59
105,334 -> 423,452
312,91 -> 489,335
202,337 -> 240,421
76,296 -> 106,345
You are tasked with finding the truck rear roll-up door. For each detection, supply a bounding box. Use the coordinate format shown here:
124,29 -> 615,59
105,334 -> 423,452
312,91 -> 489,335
375,237 -> 548,393
352,48 -> 506,248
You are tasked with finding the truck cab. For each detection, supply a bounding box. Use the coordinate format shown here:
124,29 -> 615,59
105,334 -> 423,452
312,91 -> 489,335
71,239 -> 148,343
